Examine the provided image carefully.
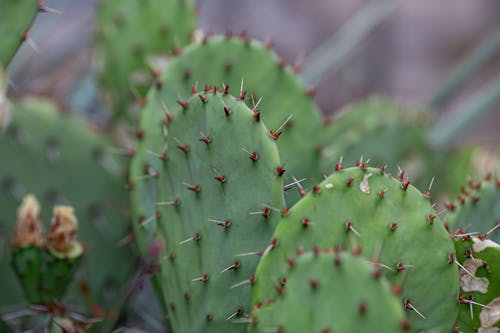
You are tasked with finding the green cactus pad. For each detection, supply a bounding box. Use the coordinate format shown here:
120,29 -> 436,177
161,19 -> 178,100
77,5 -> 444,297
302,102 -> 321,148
0,98 -> 131,320
96,0 -> 197,118
321,97 -> 430,177
444,175 -> 500,243
0,0 -> 38,66
132,35 -> 323,211
10,246 -> 44,304
454,236 -> 500,332
248,251 -> 408,333
131,92 -> 284,332
253,166 -> 459,332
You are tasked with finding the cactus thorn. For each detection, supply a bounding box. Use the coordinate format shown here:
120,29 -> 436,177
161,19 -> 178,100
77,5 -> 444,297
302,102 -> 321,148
208,218 -> 231,228
230,274 -> 256,289
174,137 -> 190,153
199,131 -> 212,144
423,177 -> 435,199
283,178 -> 307,192
179,232 -> 201,245
226,308 -> 243,321
221,261 -> 240,273
242,148 -> 258,161
335,156 -> 344,171
182,182 -> 200,193
192,274 -> 209,282
404,299 -> 426,319
156,198 -> 181,207
269,114 -> 293,140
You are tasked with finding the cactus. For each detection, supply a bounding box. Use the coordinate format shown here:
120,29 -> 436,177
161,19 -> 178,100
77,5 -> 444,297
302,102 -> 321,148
248,250 -> 409,333
131,35 -> 323,210
95,0 -> 197,119
454,234 -> 500,332
11,198 -> 85,305
444,174 -> 500,243
0,0 -> 38,66
253,166 -> 459,332
130,92 -> 284,332
0,98 -> 131,324
321,97 -> 430,176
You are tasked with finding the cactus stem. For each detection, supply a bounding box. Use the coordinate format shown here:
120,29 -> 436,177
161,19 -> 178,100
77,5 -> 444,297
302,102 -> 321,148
241,148 -> 258,161
221,261 -> 240,273
404,299 -> 426,319
179,232 -> 201,245
208,219 -> 231,228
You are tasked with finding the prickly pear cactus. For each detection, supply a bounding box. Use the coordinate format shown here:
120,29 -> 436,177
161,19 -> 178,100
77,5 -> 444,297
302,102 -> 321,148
454,235 -> 500,332
95,0 -> 197,118
0,0 -> 38,66
253,166 -> 459,332
131,35 -> 323,213
249,251 -> 409,333
0,98 -> 131,324
444,175 -> 500,243
130,92 -> 284,332
321,97 -> 430,177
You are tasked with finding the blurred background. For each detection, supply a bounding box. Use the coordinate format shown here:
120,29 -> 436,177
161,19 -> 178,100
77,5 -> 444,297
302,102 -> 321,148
7,0 -> 500,143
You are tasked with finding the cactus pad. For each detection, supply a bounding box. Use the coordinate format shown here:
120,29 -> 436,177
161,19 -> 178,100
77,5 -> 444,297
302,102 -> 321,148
131,92 -> 284,332
253,166 -> 459,332
444,175 -> 500,243
0,0 -> 38,66
321,97 -> 429,176
96,0 -> 197,118
454,235 -> 500,332
0,98 -> 131,319
248,251 -> 409,333
132,35 -> 323,208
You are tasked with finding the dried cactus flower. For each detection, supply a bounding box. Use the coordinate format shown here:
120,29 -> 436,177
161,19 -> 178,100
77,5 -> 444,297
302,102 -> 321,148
13,194 -> 44,247
47,206 -> 79,252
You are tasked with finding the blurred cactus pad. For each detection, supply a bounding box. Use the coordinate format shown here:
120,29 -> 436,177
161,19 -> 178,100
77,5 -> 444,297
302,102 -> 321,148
0,98 -> 131,323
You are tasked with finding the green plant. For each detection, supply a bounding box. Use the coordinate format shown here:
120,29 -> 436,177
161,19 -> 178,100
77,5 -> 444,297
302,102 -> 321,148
2,1 -> 500,332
